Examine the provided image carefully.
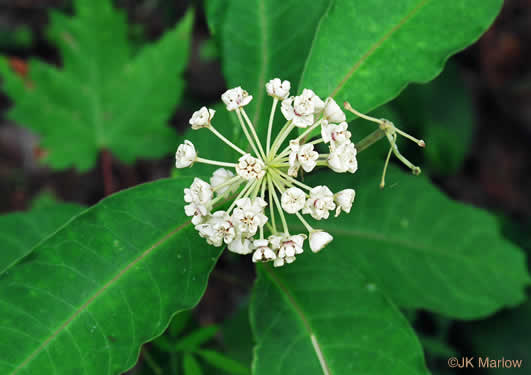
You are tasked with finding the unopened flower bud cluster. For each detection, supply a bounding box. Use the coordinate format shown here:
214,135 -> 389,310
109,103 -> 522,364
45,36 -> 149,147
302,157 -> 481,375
175,78 -> 360,267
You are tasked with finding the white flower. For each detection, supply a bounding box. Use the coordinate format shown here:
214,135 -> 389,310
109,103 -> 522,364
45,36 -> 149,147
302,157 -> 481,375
236,154 -> 266,180
184,178 -> 213,224
303,185 -> 335,220
210,168 -> 236,195
270,234 -> 306,258
281,97 -> 313,128
184,203 -> 209,225
281,187 -> 306,214
309,230 -> 333,252
297,143 -> 319,172
266,78 -> 290,100
301,89 -> 325,114
334,189 -> 355,217
328,142 -> 358,173
281,89 -> 325,128
321,121 -> 351,148
252,239 -> 276,262
323,97 -> 346,123
184,178 -> 213,206
222,87 -> 253,111
195,211 -> 235,246
175,140 -> 197,168
189,106 -> 215,129
232,197 -> 268,236
228,237 -> 253,255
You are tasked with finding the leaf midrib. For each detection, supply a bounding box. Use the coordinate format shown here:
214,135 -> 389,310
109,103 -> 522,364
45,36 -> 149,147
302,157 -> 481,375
10,219 -> 192,374
329,0 -> 430,98
261,265 -> 331,375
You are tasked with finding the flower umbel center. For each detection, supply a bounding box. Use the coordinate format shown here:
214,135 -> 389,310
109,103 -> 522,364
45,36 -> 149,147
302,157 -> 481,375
176,79 -> 425,267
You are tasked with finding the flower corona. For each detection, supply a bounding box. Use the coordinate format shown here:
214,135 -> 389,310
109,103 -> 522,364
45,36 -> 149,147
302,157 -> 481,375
175,79 -> 425,266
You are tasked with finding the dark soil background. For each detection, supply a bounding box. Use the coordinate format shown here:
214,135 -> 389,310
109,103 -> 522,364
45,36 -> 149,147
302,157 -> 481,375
0,0 -> 529,374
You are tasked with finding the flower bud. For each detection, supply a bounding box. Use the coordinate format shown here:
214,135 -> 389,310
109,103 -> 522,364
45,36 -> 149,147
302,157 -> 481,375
175,140 -> 197,168
309,230 -> 333,253
334,189 -> 355,217
189,106 -> 215,129
266,78 -> 291,100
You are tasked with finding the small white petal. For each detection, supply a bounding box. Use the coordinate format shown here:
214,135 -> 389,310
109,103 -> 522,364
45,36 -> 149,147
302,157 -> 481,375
210,168 -> 236,195
309,230 -> 333,253
266,78 -> 291,100
189,106 -> 215,129
236,154 -> 265,180
334,189 -> 355,217
297,144 -> 319,173
228,237 -> 253,255
302,186 -> 335,220
222,87 -> 253,111
328,142 -> 358,173
281,187 -> 306,214
175,140 -> 197,168
323,98 -> 346,123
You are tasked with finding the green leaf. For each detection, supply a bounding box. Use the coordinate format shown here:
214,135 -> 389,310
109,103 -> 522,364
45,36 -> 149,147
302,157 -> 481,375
461,222 -> 530,374
392,62 -> 474,174
251,264 -> 429,375
300,0 -> 503,113
0,0 -> 193,171
462,299 -> 531,374
196,350 -> 250,375
0,203 -> 84,276
184,353 -> 203,375
0,177 -> 222,374
175,325 -> 220,351
219,0 -> 330,137
303,165 -> 530,319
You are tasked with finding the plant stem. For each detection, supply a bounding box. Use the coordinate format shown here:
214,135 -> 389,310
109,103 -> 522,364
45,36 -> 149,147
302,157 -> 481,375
266,98 -> 278,153
355,128 -> 386,153
196,157 -> 237,168
235,109 -> 263,160
209,126 -> 246,155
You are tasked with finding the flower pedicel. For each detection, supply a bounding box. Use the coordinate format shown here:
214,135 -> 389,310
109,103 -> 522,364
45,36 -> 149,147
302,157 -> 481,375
175,80 -> 425,266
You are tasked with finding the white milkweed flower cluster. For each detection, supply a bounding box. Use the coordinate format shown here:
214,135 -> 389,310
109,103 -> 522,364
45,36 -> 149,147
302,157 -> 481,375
175,78 -> 425,266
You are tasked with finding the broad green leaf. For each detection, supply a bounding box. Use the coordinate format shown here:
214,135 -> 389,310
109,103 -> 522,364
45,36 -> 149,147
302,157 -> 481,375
0,203 -> 84,276
300,0 -> 503,114
184,353 -> 203,375
0,0 -> 193,171
196,350 -> 250,375
219,0 -> 330,137
0,177 -> 222,374
392,62 -> 474,174
461,222 -> 530,374
175,325 -> 220,351
461,299 -> 530,374
251,264 -> 429,375
302,166 -> 530,319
